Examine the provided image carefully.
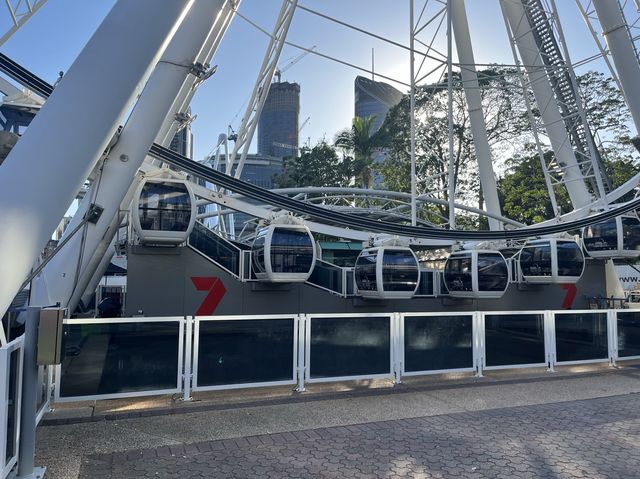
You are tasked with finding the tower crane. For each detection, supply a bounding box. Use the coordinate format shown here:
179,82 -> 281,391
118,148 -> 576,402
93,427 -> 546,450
274,45 -> 316,82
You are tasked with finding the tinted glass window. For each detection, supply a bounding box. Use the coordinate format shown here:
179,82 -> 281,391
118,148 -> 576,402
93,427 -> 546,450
355,251 -> 378,291
621,217 -> 640,252
477,254 -> 508,292
520,244 -> 552,276
583,219 -> 617,251
555,313 -> 608,362
252,230 -> 267,274
444,254 -> 473,292
382,250 -> 419,292
617,311 -> 640,358
270,229 -> 314,274
138,181 -> 191,232
485,314 -> 545,366
416,270 -> 434,296
557,242 -> 584,277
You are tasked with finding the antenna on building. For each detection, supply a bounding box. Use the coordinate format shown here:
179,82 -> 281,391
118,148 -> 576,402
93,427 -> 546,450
372,48 -> 375,81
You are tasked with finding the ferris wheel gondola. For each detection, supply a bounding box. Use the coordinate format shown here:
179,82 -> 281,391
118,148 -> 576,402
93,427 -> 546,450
444,250 -> 509,299
354,246 -> 420,299
518,239 -> 585,284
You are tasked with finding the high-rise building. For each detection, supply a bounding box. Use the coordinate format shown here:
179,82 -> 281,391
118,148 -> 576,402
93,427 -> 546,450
258,81 -> 300,158
354,75 -> 404,133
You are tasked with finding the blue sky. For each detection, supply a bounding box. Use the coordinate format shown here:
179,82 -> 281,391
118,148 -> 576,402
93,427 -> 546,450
1,1 -> 635,160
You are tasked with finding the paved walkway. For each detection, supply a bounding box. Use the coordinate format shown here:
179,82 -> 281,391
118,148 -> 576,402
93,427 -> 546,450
78,394 -> 640,479
36,365 -> 640,478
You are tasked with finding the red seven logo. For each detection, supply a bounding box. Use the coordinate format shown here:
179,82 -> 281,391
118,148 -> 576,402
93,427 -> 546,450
191,277 -> 227,316
560,283 -> 577,310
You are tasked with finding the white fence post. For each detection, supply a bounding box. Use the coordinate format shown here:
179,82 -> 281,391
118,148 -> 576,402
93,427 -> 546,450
545,311 -> 556,373
474,312 -> 484,377
295,315 -> 306,392
608,309 -> 618,367
393,313 -> 402,384
182,316 -> 193,402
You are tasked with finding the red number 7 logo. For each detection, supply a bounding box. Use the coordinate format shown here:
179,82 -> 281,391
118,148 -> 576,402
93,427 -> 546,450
191,277 -> 227,316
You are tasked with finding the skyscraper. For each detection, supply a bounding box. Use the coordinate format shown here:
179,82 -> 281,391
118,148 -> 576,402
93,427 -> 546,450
354,75 -> 404,133
258,81 -> 300,158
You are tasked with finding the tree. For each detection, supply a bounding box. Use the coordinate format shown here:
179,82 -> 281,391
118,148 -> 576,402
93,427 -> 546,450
274,141 -> 352,188
334,115 -> 383,188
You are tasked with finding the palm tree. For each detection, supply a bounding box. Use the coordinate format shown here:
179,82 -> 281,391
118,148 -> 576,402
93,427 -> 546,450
335,115 -> 381,188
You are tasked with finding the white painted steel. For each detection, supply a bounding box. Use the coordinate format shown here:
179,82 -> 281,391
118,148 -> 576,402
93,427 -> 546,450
0,336 -> 23,479
501,0 -> 592,209
592,0 -> 640,135
304,313 -> 394,384
544,310 -> 556,372
183,316 -> 193,401
0,0 -> 193,319
296,315 -> 306,392
30,0 -> 224,316
473,311 -> 484,377
191,315 -> 298,392
54,317 -> 184,403
451,0 -> 502,231
399,312 -> 476,378
480,310 -> 548,371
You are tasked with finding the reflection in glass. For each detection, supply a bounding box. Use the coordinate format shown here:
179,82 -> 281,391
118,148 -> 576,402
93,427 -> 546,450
617,311 -> 640,358
355,251 -> 377,292
309,316 -> 390,378
520,243 -> 552,277
382,250 -> 419,292
270,229 -> 314,274
404,315 -> 472,371
138,181 -> 192,233
621,217 -> 640,252
477,253 -> 508,292
583,218 -> 617,252
556,241 -> 585,277
444,252 -> 473,292
6,349 -> 19,463
485,314 -> 545,366
555,313 -> 608,362
189,222 -> 240,275
60,322 -> 181,398
197,319 -> 294,386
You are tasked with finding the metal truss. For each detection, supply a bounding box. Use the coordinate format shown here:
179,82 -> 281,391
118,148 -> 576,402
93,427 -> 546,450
0,0 -> 48,47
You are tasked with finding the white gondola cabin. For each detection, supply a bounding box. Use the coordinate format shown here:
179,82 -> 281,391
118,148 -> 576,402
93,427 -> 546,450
251,223 -> 316,282
355,246 -> 420,299
444,250 -> 509,299
518,238 -> 584,284
582,216 -> 640,259
132,178 -> 196,245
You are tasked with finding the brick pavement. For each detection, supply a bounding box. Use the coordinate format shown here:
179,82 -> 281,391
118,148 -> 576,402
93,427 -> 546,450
79,392 -> 640,478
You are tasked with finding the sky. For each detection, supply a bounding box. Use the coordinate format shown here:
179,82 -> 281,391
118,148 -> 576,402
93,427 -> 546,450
1,0 -> 638,162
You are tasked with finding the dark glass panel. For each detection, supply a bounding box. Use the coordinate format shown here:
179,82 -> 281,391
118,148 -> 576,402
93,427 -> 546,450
485,314 -> 545,366
355,251 -> 378,292
189,222 -> 240,274
308,261 -> 343,294
555,313 -> 608,362
444,254 -> 473,292
556,242 -> 584,277
138,182 -> 192,232
583,219 -> 618,251
477,254 -> 508,292
6,348 -> 19,463
270,229 -> 314,274
617,311 -> 640,358
382,250 -> 419,292
59,322 -> 180,398
416,270 -> 434,296
197,319 -> 294,386
404,315 -> 472,371
309,316 -> 390,378
520,243 -> 552,276
621,217 -> 640,252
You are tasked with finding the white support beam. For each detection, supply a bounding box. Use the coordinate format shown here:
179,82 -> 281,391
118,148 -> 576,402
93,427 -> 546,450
0,0 -> 193,318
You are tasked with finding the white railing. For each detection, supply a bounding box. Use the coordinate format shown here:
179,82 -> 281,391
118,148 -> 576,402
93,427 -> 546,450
52,309 -> 640,402
0,335 -> 23,478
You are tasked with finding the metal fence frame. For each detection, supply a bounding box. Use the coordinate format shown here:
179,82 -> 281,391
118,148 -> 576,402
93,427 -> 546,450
191,314 -> 299,392
551,310 -> 612,366
0,335 -> 23,478
303,313 -> 395,384
609,310 -> 640,364
398,312 -> 477,378
54,317 -> 184,403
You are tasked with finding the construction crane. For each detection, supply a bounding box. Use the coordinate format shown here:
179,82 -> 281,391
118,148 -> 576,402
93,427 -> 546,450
274,46 -> 316,82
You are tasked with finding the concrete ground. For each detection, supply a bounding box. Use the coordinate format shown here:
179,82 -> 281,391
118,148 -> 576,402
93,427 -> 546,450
36,361 -> 640,478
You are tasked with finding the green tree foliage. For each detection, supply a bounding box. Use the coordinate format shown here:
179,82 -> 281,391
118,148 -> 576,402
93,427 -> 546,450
274,141 -> 353,188
334,115 -> 384,188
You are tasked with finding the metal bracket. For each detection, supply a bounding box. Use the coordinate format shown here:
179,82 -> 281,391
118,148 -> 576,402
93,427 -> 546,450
84,204 -> 104,224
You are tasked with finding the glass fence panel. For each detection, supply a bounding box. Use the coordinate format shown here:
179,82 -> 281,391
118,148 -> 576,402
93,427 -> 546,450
36,365 -> 48,414
59,321 -> 181,398
309,316 -> 390,379
555,313 -> 608,362
196,319 -> 295,387
404,315 -> 472,372
5,348 -> 20,465
308,262 -> 343,294
189,222 -> 240,275
617,311 -> 640,358
485,314 -> 545,367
